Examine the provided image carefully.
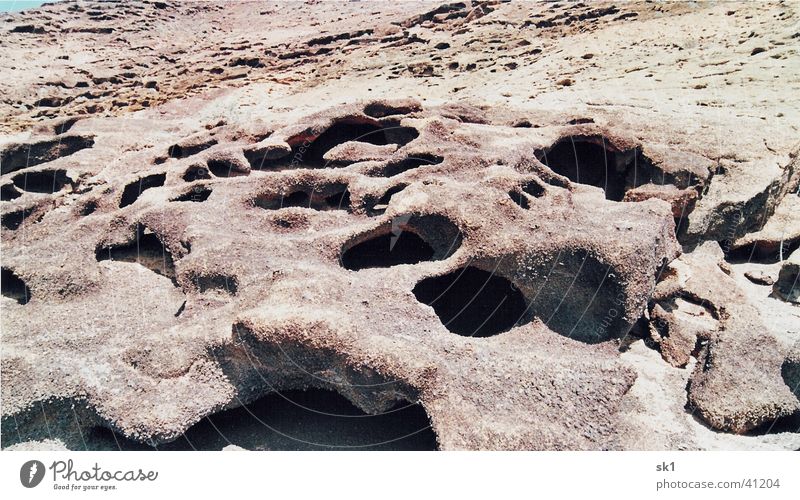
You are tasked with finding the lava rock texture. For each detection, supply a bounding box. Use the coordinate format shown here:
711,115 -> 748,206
1,0 -> 798,450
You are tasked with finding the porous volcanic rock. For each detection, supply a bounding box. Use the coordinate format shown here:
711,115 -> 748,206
2,0 -> 799,450
2,99 -> 683,450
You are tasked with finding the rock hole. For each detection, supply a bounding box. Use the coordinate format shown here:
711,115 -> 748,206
363,101 -> 419,118
342,232 -> 433,270
509,190 -> 530,209
723,238 -> 800,264
412,266 -> 528,338
182,164 -> 211,182
368,183 -> 408,215
254,183 -> 351,212
526,249 -> 628,343
509,180 -> 545,209
324,189 -> 351,210
190,273 -> 238,295
95,225 -> 176,281
53,117 -> 80,135
78,200 -> 97,216
119,173 -> 166,208
207,158 -> 248,177
304,122 -> 389,164
90,389 -> 437,451
0,183 -> 22,200
11,169 -> 72,193
521,179 -> 546,197
167,138 -> 217,159
297,120 -> 419,166
536,136 -> 653,201
171,185 -> 212,203
382,125 -> 420,147
167,145 -> 184,158
0,134 -> 94,175
341,214 -> 461,270
379,153 -> 443,177
1,268 -> 31,304
1,206 -> 38,230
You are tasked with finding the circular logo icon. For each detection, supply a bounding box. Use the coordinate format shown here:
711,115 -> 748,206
20,460 -> 45,488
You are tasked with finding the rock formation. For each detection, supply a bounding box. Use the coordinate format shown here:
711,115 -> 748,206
1,0 -> 798,450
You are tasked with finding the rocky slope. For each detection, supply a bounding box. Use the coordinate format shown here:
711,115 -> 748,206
1,0 -> 798,450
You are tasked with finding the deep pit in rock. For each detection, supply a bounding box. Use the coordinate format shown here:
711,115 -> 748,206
723,238 -> 800,264
379,153 -> 443,177
0,135 -> 94,174
536,136 -> 650,202
119,173 -> 166,208
525,250 -> 629,343
11,169 -> 72,193
509,190 -> 530,209
88,389 -> 437,451
341,214 -> 461,270
207,158 -> 247,178
0,183 -> 21,200
367,183 -> 408,215
254,183 -> 351,211
509,180 -> 546,209
167,138 -> 217,159
1,267 -> 31,304
342,232 -> 434,270
1,206 -> 39,231
413,266 -> 528,338
182,164 -> 212,182
95,226 -> 176,281
301,121 -> 419,166
171,185 -> 212,203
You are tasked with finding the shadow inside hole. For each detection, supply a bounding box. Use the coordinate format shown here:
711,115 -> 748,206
342,232 -> 434,270
0,206 -> 37,230
0,135 -> 94,175
254,185 -> 351,211
367,183 -> 408,216
89,389 -> 437,451
303,122 -> 419,166
95,226 -> 176,281
119,173 -> 166,208
1,183 -> 22,200
305,123 -> 387,164
1,268 -> 30,304
722,238 -> 800,264
341,215 -> 461,271
207,159 -> 247,177
12,169 -> 72,194
379,154 -> 443,177
509,190 -> 530,209
537,137 -> 643,201
182,165 -> 212,182
192,273 -> 237,295
171,185 -> 212,203
167,138 -> 217,159
528,250 -> 628,343
79,200 -> 98,216
413,267 -> 528,338
743,409 -> 800,436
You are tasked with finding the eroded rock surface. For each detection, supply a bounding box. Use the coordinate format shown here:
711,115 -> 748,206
1,0 -> 799,450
